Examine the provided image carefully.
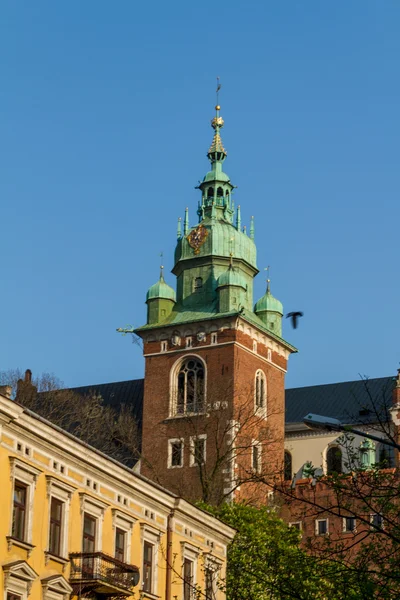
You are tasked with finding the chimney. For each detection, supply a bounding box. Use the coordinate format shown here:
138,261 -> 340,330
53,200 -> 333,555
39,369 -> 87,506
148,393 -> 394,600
0,385 -> 12,399
16,369 -> 37,406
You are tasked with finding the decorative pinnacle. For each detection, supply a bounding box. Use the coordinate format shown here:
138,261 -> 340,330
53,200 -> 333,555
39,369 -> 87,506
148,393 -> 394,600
264,266 -> 271,293
177,217 -> 182,239
160,252 -> 164,280
184,207 -> 189,235
236,205 -> 241,231
250,215 -> 255,240
208,79 -> 227,158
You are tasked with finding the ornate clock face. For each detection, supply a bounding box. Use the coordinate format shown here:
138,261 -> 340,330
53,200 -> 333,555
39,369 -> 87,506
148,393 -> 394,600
187,225 -> 208,255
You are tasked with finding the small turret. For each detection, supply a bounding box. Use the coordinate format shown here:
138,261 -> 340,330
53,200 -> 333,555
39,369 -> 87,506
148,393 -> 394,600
217,256 -> 248,313
254,279 -> 283,336
146,265 -> 176,325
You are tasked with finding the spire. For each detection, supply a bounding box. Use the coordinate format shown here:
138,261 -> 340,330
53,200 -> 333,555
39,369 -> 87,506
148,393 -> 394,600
236,205 -> 241,231
250,216 -> 255,240
208,105 -> 227,161
177,217 -> 182,239
184,207 -> 189,235
159,252 -> 164,281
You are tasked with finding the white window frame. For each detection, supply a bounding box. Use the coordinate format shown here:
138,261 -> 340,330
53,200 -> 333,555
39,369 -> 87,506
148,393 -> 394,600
251,440 -> 262,474
315,518 -> 329,536
253,340 -> 257,353
3,560 -> 38,600
169,354 -> 207,417
161,341 -> 168,353
45,476 -> 76,561
168,438 -> 184,469
267,348 -> 272,361
189,434 -> 207,467
79,493 -> 108,552
203,554 -> 222,600
289,521 -> 302,531
210,333 -> 218,345
254,370 -> 267,418
8,457 -> 42,549
370,513 -> 384,530
181,542 -> 199,600
112,509 -> 136,563
186,336 -> 193,348
140,524 -> 161,596
342,516 -> 357,533
41,574 -> 73,600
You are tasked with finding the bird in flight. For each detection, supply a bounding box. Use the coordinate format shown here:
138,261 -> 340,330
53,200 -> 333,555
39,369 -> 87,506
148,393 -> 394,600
286,312 -> 303,329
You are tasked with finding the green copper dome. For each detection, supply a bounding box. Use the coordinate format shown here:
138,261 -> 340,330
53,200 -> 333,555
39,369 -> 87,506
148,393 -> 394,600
146,276 -> 176,302
254,283 -> 283,315
217,265 -> 247,289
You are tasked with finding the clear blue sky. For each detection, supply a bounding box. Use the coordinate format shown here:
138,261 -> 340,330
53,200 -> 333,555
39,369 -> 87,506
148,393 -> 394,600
1,2 -> 399,389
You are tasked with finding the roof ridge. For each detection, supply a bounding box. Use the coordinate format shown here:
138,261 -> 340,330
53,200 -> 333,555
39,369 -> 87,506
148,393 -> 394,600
69,377 -> 144,389
286,375 -> 393,392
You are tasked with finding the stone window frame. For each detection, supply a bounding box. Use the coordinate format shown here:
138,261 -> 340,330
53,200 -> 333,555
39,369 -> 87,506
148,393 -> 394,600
370,513 -> 384,531
3,560 -> 38,600
254,370 -> 267,418
160,341 -> 168,353
181,542 -> 199,600
203,553 -> 222,600
45,476 -> 76,563
8,457 -> 42,551
111,509 -> 136,564
79,493 -> 108,552
189,434 -> 207,467
41,574 -> 73,600
185,336 -> 193,348
168,438 -> 184,469
342,516 -> 357,533
169,354 -> 207,417
210,332 -> 218,345
251,440 -> 262,474
289,521 -> 302,531
315,518 -> 329,536
140,524 -> 161,596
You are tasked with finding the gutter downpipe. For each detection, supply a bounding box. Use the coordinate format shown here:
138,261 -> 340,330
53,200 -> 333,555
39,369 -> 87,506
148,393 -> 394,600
166,509 -> 175,600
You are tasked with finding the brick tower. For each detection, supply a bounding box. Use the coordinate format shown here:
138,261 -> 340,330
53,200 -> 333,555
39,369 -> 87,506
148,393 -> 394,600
135,102 -> 297,505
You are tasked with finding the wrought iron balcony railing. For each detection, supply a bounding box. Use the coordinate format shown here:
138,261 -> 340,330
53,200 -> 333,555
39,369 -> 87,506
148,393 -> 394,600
69,552 -> 140,596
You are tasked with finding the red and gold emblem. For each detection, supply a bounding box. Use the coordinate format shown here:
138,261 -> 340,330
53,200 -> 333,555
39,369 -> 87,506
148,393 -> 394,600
187,225 -> 208,255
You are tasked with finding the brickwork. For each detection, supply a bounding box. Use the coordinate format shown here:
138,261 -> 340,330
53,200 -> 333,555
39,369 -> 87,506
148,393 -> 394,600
140,319 -> 289,505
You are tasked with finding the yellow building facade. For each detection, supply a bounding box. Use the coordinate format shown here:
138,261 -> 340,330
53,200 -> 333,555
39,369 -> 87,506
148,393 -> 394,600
0,391 -> 234,600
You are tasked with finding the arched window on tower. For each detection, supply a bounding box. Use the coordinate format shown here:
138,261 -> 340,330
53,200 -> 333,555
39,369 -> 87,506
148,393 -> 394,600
284,451 -> 292,481
207,187 -> 214,198
255,370 -> 266,415
217,186 -> 223,197
175,357 -> 205,415
326,446 -> 342,475
193,277 -> 203,292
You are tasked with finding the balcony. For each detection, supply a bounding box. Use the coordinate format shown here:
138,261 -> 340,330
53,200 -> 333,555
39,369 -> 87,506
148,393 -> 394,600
69,552 -> 140,597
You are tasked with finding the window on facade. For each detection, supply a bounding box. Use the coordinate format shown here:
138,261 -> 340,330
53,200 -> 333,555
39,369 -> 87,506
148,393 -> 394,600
143,541 -> 153,593
49,497 -> 63,556
211,332 -> 217,345
183,558 -> 194,600
217,186 -> 223,197
326,446 -> 342,474
169,439 -> 183,468
115,528 -> 126,562
176,358 -> 205,414
343,517 -> 356,533
371,513 -> 384,530
378,444 -> 395,468
12,481 -> 27,541
161,341 -> 167,352
255,370 -> 266,410
316,519 -> 328,535
194,277 -> 203,291
205,567 -> 214,600
252,443 -> 261,473
284,451 -> 292,481
289,522 -> 302,531
186,337 -> 193,348
7,594 -> 22,600
191,436 -> 206,466
207,187 -> 214,198
83,513 -> 96,552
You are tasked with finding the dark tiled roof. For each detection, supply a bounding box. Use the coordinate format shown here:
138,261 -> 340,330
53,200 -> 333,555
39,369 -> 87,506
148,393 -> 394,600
70,375 -> 395,430
285,376 -> 395,425
71,379 -> 144,428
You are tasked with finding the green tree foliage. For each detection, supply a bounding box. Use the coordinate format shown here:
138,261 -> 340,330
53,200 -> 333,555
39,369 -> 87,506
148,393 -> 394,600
201,502 -> 381,600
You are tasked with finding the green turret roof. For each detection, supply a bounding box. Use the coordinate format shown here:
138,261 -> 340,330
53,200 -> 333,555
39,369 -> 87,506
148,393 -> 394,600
254,281 -> 283,315
146,271 -> 176,302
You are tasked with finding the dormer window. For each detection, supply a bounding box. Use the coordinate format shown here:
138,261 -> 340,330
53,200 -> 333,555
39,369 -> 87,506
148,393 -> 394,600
194,277 -> 203,291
